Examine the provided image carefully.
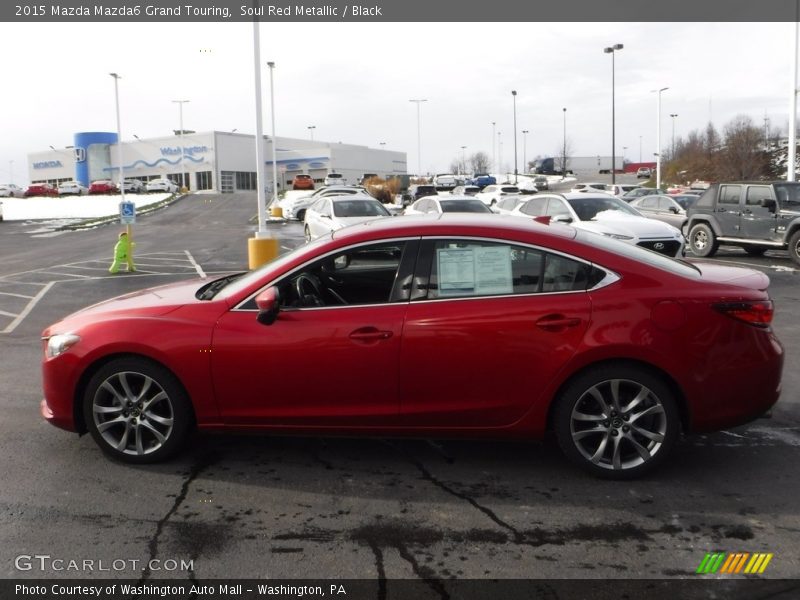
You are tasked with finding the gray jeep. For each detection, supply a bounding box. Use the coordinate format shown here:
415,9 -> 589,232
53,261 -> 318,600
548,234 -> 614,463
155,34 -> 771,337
686,181 -> 800,265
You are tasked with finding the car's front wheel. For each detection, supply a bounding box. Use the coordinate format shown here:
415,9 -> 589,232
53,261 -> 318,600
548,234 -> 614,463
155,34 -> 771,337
553,365 -> 680,479
83,357 -> 193,463
788,230 -> 800,266
688,223 -> 718,257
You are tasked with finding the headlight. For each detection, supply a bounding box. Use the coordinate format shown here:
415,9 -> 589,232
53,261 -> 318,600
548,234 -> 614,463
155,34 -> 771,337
602,233 -> 635,241
44,333 -> 81,358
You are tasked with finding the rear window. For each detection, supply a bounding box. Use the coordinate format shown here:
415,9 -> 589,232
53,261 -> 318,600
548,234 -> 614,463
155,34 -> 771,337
332,200 -> 390,217
440,200 -> 492,213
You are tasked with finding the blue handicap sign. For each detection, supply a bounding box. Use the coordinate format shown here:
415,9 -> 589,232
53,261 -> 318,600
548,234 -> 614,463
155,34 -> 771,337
119,201 -> 136,224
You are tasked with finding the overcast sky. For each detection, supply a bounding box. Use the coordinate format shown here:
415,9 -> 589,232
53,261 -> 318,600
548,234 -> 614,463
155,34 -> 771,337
0,21 -> 796,184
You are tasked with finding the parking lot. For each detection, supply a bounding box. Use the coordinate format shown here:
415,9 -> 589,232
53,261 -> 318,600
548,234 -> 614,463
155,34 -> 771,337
1,193 -> 799,591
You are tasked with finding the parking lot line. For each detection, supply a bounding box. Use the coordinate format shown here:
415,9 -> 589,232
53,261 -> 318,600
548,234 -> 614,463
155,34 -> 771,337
185,250 -> 206,278
0,291 -> 35,299
2,281 -> 55,334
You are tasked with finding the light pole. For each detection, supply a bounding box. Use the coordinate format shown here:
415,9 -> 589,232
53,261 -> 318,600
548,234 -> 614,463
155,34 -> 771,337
307,125 -> 316,141
498,131 -> 503,176
491,121 -> 496,174
511,90 -> 518,183
409,99 -> 427,177
652,87 -> 669,189
268,61 -> 278,209
379,142 -> 386,148
790,18 -> 798,182
109,73 -> 125,203
670,113 -> 679,159
460,145 -> 467,175
562,108 -> 567,177
622,146 -> 628,165
522,129 -> 529,175
603,43 -> 623,184
172,99 -> 190,190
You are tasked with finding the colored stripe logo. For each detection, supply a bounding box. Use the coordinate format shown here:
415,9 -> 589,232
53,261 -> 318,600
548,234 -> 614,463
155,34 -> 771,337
696,552 -> 773,574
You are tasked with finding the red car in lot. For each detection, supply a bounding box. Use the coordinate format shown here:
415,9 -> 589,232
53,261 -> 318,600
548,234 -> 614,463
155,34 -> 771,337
24,183 -> 59,197
40,215 -> 783,477
88,180 -> 118,195
292,174 -> 315,190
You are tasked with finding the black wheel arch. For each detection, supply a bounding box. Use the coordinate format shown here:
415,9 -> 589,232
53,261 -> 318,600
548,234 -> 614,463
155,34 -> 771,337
688,216 -> 721,237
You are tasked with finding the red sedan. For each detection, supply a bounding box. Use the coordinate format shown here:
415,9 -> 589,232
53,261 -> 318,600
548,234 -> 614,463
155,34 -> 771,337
24,183 -> 59,197
88,180 -> 118,195
292,174 -> 315,190
40,215 -> 783,478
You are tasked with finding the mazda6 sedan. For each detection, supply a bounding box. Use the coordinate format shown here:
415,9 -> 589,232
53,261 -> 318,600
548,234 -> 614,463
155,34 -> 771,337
41,215 -> 783,478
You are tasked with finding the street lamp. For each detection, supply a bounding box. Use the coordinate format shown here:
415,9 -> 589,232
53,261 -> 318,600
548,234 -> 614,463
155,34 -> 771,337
409,99 -> 427,177
379,142 -> 386,148
109,73 -> 125,203
522,130 -> 529,175
562,108 -> 567,178
460,145 -> 467,176
267,61 -> 278,209
307,125 -> 316,141
670,113 -> 679,159
622,146 -> 628,164
491,121 -> 496,174
511,90 -> 518,183
172,99 -> 190,190
497,131 -> 503,176
603,43 -> 624,184
652,87 -> 669,189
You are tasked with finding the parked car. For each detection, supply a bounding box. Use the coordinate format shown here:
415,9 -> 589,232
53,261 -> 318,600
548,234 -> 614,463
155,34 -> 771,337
0,200 -> 3,221
474,184 -> 521,206
571,182 -> 610,194
0,183 -> 24,198
606,184 -> 641,197
58,181 -> 88,196
637,167 -> 652,179
121,179 -> 146,194
404,195 -> 493,215
433,174 -> 458,191
40,214 -> 783,478
469,173 -> 497,189
145,178 -> 179,193
24,183 -> 59,197
451,185 -> 480,196
323,173 -> 346,186
280,186 -> 368,221
628,194 -> 689,230
292,174 -> 315,191
686,181 -> 800,264
510,192 -> 685,257
492,195 -> 529,215
403,184 -> 438,205
622,187 -> 666,201
88,180 -> 118,195
303,195 -> 391,241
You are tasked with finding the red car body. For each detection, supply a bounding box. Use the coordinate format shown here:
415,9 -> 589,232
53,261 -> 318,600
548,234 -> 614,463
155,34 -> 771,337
24,183 -> 59,197
88,180 -> 118,195
292,174 -> 315,190
41,215 -> 783,476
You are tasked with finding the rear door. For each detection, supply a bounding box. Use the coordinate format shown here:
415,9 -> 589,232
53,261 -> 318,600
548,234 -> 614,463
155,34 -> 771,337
398,238 -> 592,428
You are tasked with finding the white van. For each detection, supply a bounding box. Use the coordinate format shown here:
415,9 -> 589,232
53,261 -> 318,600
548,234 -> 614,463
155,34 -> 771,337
324,173 -> 346,186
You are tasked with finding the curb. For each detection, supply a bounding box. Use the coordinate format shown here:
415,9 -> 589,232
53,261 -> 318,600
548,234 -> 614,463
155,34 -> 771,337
56,192 -> 188,231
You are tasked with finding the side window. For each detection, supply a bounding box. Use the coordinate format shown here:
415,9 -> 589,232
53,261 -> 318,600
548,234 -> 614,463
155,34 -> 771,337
719,185 -> 742,205
423,240 -> 591,300
545,198 -> 571,219
520,197 -> 548,216
746,186 -> 771,206
657,197 -> 673,210
416,199 -> 430,212
641,197 -> 658,209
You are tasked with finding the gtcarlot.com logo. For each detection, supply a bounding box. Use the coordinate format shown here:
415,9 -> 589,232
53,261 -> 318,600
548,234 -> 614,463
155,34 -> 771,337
696,552 -> 773,575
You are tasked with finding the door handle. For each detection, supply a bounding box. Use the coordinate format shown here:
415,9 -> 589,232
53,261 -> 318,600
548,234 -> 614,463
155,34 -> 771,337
349,327 -> 393,342
535,315 -> 582,331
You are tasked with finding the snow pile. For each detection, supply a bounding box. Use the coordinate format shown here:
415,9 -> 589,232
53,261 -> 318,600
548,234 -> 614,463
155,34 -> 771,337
1,193 -> 172,221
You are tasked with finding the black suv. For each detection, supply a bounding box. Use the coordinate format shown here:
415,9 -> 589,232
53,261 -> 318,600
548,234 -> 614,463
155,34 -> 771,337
685,181 -> 800,264
403,184 -> 437,205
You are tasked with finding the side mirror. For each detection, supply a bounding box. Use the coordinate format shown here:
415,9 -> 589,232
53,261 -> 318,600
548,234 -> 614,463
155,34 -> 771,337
669,206 -> 679,214
255,286 -> 280,325
761,198 -> 777,212
552,214 -> 573,223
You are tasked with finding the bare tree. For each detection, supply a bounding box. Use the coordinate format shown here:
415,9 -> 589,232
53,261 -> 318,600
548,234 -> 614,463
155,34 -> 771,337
719,115 -> 768,180
469,151 -> 491,174
555,138 -> 574,176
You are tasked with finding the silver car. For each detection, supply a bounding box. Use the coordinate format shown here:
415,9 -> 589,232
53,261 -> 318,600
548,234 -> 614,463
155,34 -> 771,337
629,194 -> 690,230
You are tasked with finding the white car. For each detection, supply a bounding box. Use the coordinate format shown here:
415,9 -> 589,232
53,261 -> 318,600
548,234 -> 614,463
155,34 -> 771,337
280,186 -> 367,221
606,184 -> 641,197
145,178 -> 179,193
433,174 -> 458,191
403,195 -> 493,215
510,192 -> 685,257
121,179 -> 146,194
323,173 -> 346,186
58,181 -> 88,196
303,195 -> 391,241
571,182 -> 611,194
0,183 -> 24,198
474,184 -> 521,206
492,195 -> 528,215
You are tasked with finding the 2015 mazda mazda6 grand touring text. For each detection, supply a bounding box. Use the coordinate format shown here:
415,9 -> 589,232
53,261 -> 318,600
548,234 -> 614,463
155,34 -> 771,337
41,215 -> 783,478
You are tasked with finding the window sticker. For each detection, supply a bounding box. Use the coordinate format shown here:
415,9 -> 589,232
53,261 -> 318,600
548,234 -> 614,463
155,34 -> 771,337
437,245 -> 513,297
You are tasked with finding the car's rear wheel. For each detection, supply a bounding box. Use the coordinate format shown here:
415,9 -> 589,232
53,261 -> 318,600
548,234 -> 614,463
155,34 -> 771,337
83,357 -> 192,463
688,223 -> 718,257
788,230 -> 800,266
553,365 -> 680,479
296,209 -> 306,222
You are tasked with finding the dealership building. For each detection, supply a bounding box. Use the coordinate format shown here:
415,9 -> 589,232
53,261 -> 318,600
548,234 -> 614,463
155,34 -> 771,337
28,131 -> 407,192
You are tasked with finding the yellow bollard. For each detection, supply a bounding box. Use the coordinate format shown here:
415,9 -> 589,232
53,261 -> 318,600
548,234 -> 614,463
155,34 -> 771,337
248,237 -> 280,270
270,205 -> 283,218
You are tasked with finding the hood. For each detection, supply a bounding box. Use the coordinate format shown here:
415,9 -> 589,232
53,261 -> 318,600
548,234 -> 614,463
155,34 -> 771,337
334,215 -> 389,229
689,261 -> 770,291
590,210 -> 682,238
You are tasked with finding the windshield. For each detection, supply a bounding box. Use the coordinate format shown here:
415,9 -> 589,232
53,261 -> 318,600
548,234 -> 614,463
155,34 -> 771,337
774,183 -> 800,205
333,200 -> 391,217
566,195 -> 640,220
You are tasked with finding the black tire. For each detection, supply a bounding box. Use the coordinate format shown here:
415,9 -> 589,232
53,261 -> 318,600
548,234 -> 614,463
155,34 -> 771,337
789,230 -> 800,267
553,364 -> 680,479
688,222 -> 718,257
743,246 -> 767,257
304,226 -> 312,243
296,209 -> 306,222
83,357 -> 193,463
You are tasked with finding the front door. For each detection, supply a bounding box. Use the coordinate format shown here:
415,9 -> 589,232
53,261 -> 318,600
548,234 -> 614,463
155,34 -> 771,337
741,185 -> 778,241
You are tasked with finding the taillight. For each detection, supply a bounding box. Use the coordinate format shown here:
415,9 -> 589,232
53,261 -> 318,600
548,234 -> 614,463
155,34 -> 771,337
713,300 -> 773,328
